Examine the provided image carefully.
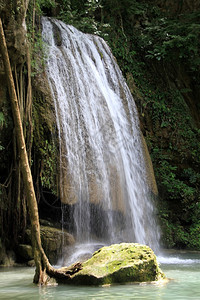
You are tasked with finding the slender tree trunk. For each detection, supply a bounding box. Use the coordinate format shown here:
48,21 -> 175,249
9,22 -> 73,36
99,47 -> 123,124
0,16 -> 46,283
0,17 -> 81,285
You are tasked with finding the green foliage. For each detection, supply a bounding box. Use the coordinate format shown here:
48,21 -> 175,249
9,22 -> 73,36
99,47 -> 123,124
26,1 -> 48,76
0,112 -> 5,128
36,0 -> 56,12
102,0 -> 148,19
101,1 -> 200,250
59,0 -> 106,35
32,89 -> 59,196
40,140 -> 57,192
159,202 -> 200,249
108,33 -> 136,73
188,223 -> 200,249
154,156 -> 196,201
140,12 -> 200,72
30,33 -> 46,76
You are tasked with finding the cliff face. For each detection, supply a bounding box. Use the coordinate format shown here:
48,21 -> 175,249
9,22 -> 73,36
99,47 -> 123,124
0,0 -> 200,256
125,1 -> 200,249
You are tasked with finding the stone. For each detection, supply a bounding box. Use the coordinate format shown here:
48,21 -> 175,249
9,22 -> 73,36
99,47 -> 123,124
27,260 -> 35,267
17,244 -> 33,261
25,225 -> 75,264
0,241 -> 15,266
70,243 -> 165,285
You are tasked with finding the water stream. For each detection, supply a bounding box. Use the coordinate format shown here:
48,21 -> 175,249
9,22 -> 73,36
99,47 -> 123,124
42,17 -> 159,254
1,252 -> 200,299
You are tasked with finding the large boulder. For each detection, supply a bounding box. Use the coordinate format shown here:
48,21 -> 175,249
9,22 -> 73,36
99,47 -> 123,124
69,243 -> 165,285
25,225 -> 75,264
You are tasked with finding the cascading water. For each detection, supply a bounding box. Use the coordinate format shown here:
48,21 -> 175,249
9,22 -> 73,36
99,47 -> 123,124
42,17 -> 160,260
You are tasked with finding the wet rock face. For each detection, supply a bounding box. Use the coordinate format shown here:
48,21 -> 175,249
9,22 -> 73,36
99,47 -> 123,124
0,0 -> 27,66
4,22 -> 27,65
40,226 -> 75,263
70,243 -> 165,285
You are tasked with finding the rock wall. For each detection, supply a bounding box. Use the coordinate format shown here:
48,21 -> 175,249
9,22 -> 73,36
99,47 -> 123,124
17,225 -> 75,264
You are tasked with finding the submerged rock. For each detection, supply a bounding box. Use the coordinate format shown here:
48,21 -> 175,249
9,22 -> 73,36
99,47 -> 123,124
69,243 -> 165,285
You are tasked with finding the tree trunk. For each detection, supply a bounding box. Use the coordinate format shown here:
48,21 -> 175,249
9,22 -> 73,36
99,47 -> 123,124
0,18 -> 78,285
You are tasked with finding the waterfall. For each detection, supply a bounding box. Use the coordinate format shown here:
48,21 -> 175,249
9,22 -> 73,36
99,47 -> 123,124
41,17 -> 160,256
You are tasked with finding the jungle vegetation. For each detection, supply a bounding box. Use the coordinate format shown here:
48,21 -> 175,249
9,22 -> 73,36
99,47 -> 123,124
0,0 -> 200,274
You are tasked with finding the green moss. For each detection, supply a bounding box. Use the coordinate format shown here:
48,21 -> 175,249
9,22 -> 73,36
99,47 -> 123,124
70,243 -> 165,285
32,82 -> 59,195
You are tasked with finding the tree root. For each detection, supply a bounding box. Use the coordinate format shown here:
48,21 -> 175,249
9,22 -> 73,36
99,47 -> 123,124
35,259 -> 83,285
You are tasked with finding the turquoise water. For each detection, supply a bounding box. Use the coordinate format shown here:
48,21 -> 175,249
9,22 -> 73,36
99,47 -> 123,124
0,252 -> 200,299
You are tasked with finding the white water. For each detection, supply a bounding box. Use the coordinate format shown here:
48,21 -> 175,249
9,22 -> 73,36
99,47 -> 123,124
158,256 -> 200,265
42,17 -> 159,254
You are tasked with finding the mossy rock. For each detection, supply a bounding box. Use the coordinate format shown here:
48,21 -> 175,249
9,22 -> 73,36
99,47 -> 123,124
40,226 -> 75,253
70,243 -> 165,285
25,226 -> 75,264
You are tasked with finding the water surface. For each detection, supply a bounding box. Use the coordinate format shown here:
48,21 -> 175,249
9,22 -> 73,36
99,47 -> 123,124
1,252 -> 200,299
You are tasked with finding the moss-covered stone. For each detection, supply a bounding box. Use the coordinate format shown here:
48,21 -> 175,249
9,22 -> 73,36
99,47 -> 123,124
70,243 -> 165,285
25,225 -> 75,264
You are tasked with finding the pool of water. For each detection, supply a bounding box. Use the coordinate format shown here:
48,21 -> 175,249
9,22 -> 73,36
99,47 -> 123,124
0,251 -> 200,299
